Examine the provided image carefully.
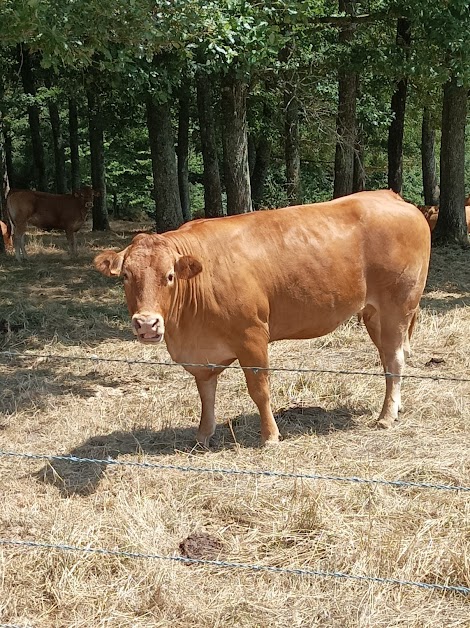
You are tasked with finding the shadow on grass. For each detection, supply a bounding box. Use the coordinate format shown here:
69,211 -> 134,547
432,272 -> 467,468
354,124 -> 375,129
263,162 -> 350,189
0,354 -> 144,416
0,249 -> 130,349
35,405 -> 359,497
423,245 -> 470,311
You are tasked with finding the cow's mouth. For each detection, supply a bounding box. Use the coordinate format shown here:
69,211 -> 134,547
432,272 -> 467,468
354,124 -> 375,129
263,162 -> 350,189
137,333 -> 164,343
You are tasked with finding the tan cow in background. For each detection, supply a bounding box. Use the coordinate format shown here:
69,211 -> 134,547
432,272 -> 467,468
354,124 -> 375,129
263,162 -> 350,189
95,190 -> 430,446
0,220 -> 12,251
418,204 -> 470,232
7,186 -> 96,260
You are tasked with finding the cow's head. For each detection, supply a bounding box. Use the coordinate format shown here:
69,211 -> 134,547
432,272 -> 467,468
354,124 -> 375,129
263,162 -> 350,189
74,186 -> 98,215
94,233 -> 202,343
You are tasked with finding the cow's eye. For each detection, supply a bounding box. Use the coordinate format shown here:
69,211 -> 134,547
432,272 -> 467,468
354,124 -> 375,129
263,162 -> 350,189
167,273 -> 174,283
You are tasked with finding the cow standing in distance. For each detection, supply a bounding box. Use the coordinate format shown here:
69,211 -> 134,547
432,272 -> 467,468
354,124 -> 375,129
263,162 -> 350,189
0,220 -> 12,251
95,190 -> 431,446
7,186 -> 96,260
418,204 -> 470,233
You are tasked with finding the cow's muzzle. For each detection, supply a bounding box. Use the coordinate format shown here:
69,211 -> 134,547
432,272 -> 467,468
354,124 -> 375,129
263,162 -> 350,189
132,313 -> 165,343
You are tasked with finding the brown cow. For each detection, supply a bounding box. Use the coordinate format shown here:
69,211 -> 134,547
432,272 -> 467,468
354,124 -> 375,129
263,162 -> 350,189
95,190 -> 430,446
418,204 -> 470,232
0,220 -> 12,251
7,187 -> 96,260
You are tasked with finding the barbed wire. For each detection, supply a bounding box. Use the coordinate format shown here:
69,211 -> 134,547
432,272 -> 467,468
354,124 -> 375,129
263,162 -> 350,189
1,538 -> 468,595
1,450 -> 468,493
2,350 -> 470,383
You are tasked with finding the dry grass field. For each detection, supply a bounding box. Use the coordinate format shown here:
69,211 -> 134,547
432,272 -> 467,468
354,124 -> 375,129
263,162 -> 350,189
0,221 -> 469,627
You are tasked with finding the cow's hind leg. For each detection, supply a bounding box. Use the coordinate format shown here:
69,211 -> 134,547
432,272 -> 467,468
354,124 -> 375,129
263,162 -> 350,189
403,309 -> 418,360
375,314 -> 411,428
363,306 -> 409,424
13,229 -> 27,261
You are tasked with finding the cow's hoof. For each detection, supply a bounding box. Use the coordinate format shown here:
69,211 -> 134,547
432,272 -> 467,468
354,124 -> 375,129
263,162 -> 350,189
261,435 -> 280,446
196,433 -> 214,448
376,417 -> 395,429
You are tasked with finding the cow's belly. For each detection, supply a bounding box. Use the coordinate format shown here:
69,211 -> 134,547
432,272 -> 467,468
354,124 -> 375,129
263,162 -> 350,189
165,333 -> 236,368
269,304 -> 361,341
268,287 -> 366,342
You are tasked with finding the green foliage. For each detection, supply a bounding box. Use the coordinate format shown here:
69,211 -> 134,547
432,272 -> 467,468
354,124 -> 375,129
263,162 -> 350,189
1,0 -> 470,214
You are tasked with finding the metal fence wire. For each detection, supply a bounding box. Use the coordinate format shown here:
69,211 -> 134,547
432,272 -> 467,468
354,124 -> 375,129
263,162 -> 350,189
2,350 -> 470,383
0,348 -> 469,603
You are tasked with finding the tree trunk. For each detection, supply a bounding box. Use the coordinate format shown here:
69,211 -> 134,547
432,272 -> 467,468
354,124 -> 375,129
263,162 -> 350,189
251,136 -> 271,209
433,77 -> 468,245
421,107 -> 439,206
18,45 -> 47,191
333,73 -> 357,198
221,71 -> 252,214
146,93 -> 183,232
4,130 -> 14,188
45,76 -> 67,194
87,89 -> 109,231
69,98 -> 81,191
196,73 -> 223,218
387,18 -> 411,194
352,138 -> 365,193
0,111 -> 9,254
248,134 -> 256,179
177,89 -> 191,222
284,90 -> 302,205
333,0 -> 357,199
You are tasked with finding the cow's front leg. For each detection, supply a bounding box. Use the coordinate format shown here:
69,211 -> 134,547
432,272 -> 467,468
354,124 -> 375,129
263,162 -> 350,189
66,231 -> 77,257
238,338 -> 280,445
195,373 -> 219,447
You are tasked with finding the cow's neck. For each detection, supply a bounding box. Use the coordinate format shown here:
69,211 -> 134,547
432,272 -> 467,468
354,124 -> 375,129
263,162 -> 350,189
164,232 -> 206,357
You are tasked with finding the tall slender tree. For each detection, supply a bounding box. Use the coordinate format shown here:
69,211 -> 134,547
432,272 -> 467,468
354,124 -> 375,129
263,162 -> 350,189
333,0 -> 357,199
18,44 -> 47,190
87,87 -> 109,231
146,90 -> 183,232
196,73 -> 223,218
176,88 -> 191,222
387,18 -> 411,194
221,70 -> 252,214
45,74 -> 67,193
421,107 -> 439,206
433,77 -> 467,245
68,98 -> 81,191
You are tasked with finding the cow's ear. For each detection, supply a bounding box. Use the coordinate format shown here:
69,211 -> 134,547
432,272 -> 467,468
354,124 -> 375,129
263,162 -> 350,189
73,191 -> 79,198
94,249 -> 126,277
175,255 -> 202,280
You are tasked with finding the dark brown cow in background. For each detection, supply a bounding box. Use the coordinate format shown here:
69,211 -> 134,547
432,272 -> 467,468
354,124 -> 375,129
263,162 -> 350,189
95,190 -> 430,446
7,186 -> 96,260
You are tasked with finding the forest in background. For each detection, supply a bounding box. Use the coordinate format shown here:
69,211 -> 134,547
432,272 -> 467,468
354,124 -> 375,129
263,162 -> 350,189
0,0 -> 469,252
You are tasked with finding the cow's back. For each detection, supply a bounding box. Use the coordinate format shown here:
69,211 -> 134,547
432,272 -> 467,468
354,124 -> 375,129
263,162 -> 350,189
168,190 -> 430,344
7,190 -> 82,231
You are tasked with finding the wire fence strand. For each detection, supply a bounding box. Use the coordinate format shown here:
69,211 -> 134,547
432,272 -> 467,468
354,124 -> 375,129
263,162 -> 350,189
1,538 -> 469,595
1,450 -> 468,493
2,350 -> 470,383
